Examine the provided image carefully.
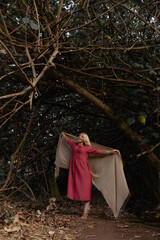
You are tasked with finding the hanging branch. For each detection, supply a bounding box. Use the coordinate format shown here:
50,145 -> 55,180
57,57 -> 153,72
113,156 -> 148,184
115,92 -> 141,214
41,158 -> 49,194
26,47 -> 37,110
33,0 -> 41,53
82,0 -> 88,9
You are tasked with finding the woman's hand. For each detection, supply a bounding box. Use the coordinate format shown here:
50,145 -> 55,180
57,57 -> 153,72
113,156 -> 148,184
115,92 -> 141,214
112,149 -> 120,155
61,132 -> 68,140
61,132 -> 65,137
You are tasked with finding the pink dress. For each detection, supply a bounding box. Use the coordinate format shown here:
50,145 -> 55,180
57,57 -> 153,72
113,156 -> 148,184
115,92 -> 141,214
66,138 -> 103,201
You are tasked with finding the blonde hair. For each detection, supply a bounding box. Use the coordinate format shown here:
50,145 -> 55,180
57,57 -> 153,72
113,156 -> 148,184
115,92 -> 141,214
81,133 -> 91,146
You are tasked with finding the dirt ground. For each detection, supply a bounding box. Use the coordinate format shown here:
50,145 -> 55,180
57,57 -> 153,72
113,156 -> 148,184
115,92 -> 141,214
0,197 -> 160,240
76,214 -> 160,240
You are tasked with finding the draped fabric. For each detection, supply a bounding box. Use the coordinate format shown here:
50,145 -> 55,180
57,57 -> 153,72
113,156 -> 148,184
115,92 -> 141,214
55,133 -> 130,218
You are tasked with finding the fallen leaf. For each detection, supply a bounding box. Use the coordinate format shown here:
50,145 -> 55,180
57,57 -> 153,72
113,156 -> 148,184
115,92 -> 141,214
86,235 -> 97,238
13,214 -> 20,224
152,233 -> 160,237
88,225 -> 94,229
36,217 -> 41,222
4,226 -> 21,232
59,229 -> 64,235
117,224 -> 129,228
36,210 -> 42,216
48,230 -> 55,237
64,237 -> 72,240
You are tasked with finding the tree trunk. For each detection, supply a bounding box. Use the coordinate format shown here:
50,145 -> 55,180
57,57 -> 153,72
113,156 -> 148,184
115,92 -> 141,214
51,69 -> 159,164
47,168 -> 61,201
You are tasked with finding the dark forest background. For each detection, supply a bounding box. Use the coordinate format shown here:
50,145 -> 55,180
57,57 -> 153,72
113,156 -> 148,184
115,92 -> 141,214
0,0 -> 160,215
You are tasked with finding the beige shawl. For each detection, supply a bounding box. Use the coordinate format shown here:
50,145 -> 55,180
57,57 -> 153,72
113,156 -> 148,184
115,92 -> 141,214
55,133 -> 130,218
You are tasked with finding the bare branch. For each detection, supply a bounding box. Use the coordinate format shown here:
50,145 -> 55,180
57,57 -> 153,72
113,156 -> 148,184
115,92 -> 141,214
66,0 -> 127,32
0,9 -> 17,54
0,96 -> 17,112
0,100 -> 30,128
1,108 -> 36,189
137,142 -> 160,158
17,176 -> 36,201
0,39 -> 34,88
55,63 -> 154,88
33,0 -> 41,53
0,86 -> 32,100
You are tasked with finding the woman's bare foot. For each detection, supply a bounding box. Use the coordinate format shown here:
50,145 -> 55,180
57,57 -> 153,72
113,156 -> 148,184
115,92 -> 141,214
81,213 -> 88,219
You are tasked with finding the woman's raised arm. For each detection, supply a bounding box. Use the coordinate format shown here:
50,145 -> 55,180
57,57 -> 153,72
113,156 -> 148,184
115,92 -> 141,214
61,132 -> 75,148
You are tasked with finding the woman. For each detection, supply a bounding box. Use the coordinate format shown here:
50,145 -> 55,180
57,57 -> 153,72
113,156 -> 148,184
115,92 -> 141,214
62,132 -> 119,219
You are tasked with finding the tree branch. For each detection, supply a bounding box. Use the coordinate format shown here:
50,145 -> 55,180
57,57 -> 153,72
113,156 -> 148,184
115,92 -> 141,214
137,142 -> 160,159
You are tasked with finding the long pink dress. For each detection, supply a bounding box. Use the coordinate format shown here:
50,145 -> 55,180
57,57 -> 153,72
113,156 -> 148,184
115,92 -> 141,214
66,138 -> 103,201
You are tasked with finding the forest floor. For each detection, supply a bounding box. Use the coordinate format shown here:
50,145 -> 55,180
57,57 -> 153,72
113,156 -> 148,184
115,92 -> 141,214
0,195 -> 160,240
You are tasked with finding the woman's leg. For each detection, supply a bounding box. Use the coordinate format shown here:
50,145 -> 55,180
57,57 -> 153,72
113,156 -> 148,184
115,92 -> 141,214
81,201 -> 90,219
